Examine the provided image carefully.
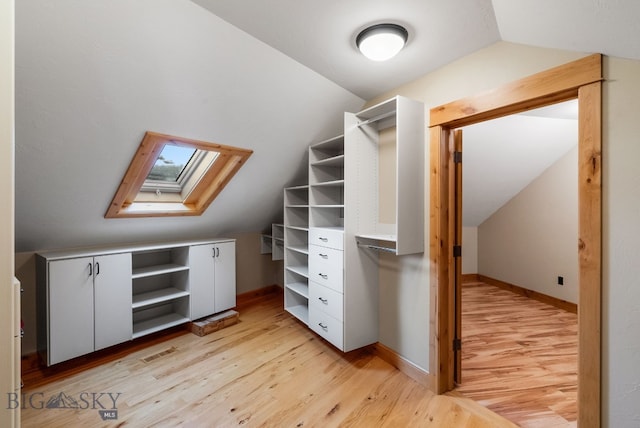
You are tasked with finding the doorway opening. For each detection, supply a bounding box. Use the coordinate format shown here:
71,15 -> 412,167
428,54 -> 602,426
455,101 -> 580,425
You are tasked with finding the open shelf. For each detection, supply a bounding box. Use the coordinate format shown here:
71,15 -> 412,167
286,265 -> 309,278
132,287 -> 190,309
132,313 -> 190,339
132,263 -> 189,279
287,245 -> 309,255
286,282 -> 309,299
286,304 -> 309,325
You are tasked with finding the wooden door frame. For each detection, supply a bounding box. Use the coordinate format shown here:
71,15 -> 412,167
428,54 -> 602,426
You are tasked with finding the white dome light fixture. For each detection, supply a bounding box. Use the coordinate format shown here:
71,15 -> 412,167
356,23 -> 408,62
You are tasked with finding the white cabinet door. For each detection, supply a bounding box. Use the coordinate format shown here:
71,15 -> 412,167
94,253 -> 132,351
189,244 -> 215,320
48,257 -> 95,365
214,241 -> 236,313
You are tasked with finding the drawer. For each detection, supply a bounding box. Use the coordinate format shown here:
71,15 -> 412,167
309,245 -> 343,269
309,306 -> 343,350
309,227 -> 344,250
309,252 -> 343,294
309,281 -> 343,322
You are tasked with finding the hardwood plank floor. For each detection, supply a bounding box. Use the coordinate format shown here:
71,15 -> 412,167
21,289 -> 516,427
456,281 -> 578,427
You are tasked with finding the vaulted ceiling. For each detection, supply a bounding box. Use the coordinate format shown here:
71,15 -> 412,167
14,0 -> 638,251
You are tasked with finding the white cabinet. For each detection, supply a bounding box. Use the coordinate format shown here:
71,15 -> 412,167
190,240 -> 236,320
44,253 -> 132,365
37,238 -> 235,366
95,254 -> 134,350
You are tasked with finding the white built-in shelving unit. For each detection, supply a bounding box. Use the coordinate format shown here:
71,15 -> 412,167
283,185 -> 310,324
36,238 -> 236,366
260,223 -> 285,261
345,95 -> 425,256
281,95 -> 424,352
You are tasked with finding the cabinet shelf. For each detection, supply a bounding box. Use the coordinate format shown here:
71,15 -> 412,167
287,245 -> 309,255
132,287 -> 189,309
286,225 -> 308,232
132,263 -> 189,279
286,304 -> 309,325
132,313 -> 190,339
311,155 -> 344,168
286,282 -> 309,299
286,266 -> 309,278
311,179 -> 344,187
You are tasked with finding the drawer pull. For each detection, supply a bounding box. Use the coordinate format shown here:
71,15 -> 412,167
318,322 -> 328,330
318,273 -> 328,279
319,253 -> 328,259
318,297 -> 328,304
318,237 -> 328,242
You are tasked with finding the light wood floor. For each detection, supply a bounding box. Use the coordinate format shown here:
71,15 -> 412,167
21,289 -> 517,428
456,282 -> 578,427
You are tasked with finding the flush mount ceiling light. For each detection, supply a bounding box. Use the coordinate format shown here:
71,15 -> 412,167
356,23 -> 408,61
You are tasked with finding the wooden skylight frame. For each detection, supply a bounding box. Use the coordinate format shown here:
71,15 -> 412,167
105,131 -> 253,218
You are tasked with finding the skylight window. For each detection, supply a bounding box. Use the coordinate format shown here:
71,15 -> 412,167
147,145 -> 197,182
106,132 -> 252,218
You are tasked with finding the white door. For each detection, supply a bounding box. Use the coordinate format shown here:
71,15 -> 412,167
48,257 -> 94,365
94,253 -> 133,350
189,244 -> 215,320
214,241 -> 236,312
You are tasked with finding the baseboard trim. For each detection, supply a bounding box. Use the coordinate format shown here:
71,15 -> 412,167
477,274 -> 577,314
235,284 -> 282,309
461,273 -> 480,283
372,342 -> 431,389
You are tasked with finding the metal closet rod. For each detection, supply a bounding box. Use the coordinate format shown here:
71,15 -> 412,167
356,241 -> 397,254
356,110 -> 396,127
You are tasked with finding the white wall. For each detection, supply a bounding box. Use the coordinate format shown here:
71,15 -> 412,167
478,146 -> 578,303
0,0 -> 17,426
602,56 -> 640,427
462,226 -> 478,274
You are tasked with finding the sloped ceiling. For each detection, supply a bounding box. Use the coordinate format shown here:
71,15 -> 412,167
15,0 -> 636,252
15,0 -> 364,252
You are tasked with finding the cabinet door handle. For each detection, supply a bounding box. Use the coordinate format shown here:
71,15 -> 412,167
88,262 -> 92,277
318,237 -> 328,242
319,253 -> 328,259
318,273 -> 328,279
318,297 -> 328,304
318,322 -> 328,330
216,247 -> 220,258
95,262 -> 100,276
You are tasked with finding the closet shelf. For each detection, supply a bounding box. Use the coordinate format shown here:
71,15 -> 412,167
132,313 -> 190,339
287,245 -> 309,255
311,155 -> 345,167
132,263 -> 189,279
287,282 -> 309,299
286,265 -> 309,278
132,287 -> 189,309
311,179 -> 344,187
287,304 -> 308,325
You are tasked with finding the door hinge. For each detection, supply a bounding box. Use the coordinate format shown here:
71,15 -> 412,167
453,338 -> 462,351
453,245 -> 462,257
453,151 -> 462,164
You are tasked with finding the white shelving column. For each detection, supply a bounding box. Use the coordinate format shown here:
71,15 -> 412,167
283,185 -> 310,324
347,95 -> 425,256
